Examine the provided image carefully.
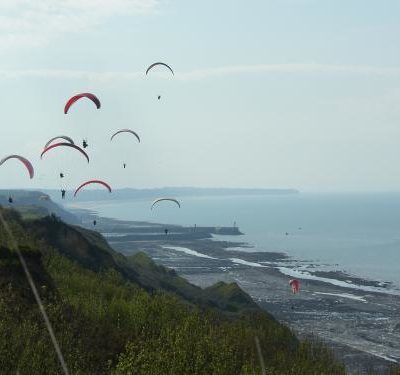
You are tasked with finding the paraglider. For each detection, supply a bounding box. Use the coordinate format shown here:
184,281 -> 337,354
151,198 -> 181,210
74,180 -> 112,197
64,93 -> 101,114
146,63 -> 174,100
41,143 -> 89,163
289,279 -> 300,294
111,129 -> 140,169
44,136 -> 74,149
110,129 -> 141,143
145,62 -> 174,76
0,155 -> 34,179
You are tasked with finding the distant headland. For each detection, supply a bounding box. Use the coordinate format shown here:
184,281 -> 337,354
42,186 -> 299,202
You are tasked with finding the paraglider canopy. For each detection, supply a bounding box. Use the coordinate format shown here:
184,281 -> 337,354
74,180 -> 112,197
289,279 -> 300,294
151,198 -> 181,210
64,93 -> 101,114
0,155 -> 34,179
110,129 -> 141,143
146,62 -> 174,76
41,143 -> 89,163
44,135 -> 74,149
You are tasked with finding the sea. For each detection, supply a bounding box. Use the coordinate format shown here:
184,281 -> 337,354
67,192 -> 400,290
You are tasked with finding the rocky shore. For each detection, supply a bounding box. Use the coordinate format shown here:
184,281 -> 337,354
74,209 -> 400,374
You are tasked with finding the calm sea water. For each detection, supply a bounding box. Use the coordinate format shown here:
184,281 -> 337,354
68,193 -> 400,288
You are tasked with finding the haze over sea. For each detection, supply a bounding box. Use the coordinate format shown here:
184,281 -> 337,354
69,192 -> 400,289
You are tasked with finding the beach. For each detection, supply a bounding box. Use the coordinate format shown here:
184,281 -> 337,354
74,209 -> 400,374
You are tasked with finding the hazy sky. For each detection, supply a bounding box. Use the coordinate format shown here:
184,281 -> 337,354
0,0 -> 400,191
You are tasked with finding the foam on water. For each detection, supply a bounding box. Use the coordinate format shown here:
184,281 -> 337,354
313,292 -> 367,302
163,246 -> 217,259
230,258 -> 266,268
277,266 -> 400,296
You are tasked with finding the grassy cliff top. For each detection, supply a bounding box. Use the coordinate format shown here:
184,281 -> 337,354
0,206 -> 348,374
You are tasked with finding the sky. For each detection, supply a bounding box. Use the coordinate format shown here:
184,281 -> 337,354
0,0 -> 400,192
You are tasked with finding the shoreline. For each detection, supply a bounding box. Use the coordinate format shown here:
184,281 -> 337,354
71,207 -> 400,373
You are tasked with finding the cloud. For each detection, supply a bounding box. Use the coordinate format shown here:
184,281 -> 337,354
0,68 -> 143,81
176,63 -> 400,80
0,0 -> 158,50
0,63 -> 400,82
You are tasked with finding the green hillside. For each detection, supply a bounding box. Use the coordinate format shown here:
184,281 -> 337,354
0,207 -> 347,374
0,190 -> 79,223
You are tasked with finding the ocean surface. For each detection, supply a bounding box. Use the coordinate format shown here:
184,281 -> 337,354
67,192 -> 400,289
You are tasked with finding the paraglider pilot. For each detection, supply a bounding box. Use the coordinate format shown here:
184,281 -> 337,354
93,220 -> 97,226
158,95 -> 161,100
61,189 -> 66,199
82,139 -> 88,149
164,228 -> 169,236
60,172 -> 64,178
8,196 -> 13,204
123,163 -> 126,169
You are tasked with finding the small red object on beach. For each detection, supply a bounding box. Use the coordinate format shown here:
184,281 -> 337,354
289,279 -> 300,294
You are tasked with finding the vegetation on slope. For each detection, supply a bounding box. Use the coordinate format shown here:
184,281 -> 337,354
0,207 -> 349,374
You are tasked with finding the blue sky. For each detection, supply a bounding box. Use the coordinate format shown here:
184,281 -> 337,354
0,0 -> 400,191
